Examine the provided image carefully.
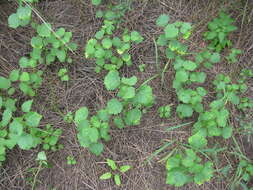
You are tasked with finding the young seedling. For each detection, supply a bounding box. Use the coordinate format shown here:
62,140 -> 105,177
158,105 -> 171,118
58,68 -> 69,81
67,156 -> 77,165
100,159 -> 131,186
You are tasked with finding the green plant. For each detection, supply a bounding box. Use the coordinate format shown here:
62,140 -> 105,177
0,96 -> 62,165
85,2 -> 143,73
158,105 -> 171,118
58,68 -> 69,81
204,12 -> 237,52
74,107 -> 110,156
104,71 -> 154,128
166,149 -> 214,187
226,48 -> 242,63
232,160 -> 253,189
67,155 -> 77,165
138,64 -> 146,72
100,159 -> 131,186
85,29 -> 143,73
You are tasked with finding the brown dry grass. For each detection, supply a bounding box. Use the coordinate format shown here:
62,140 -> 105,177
0,0 -> 253,189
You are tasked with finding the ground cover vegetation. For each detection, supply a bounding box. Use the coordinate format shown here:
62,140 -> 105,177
0,0 -> 253,189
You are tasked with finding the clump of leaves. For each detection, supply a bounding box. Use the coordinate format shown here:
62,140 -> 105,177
58,68 -> 69,81
166,149 -> 214,187
100,159 -> 131,186
74,107 -> 110,156
233,160 -> 253,189
0,97 -> 61,165
204,12 -> 237,52
67,156 -> 77,165
104,70 -> 154,129
158,105 -> 171,118
8,4 -> 34,29
85,28 -> 143,72
226,48 -> 242,63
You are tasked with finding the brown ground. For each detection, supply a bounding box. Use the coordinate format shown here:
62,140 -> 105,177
0,0 -> 253,190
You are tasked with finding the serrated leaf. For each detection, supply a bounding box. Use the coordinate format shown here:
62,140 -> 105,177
74,107 -> 89,125
8,13 -> 20,28
89,142 -> 103,156
188,132 -> 207,149
156,14 -> 170,27
121,76 -> 137,86
21,100 -> 33,113
9,120 -> 23,136
165,24 -> 179,39
118,86 -> 135,99
104,71 -> 121,91
0,77 -> 11,90
25,112 -> 42,127
102,38 -> 112,49
176,104 -> 193,118
92,0 -> 102,5
88,128 -> 99,143
17,134 -> 35,150
124,108 -> 142,126
107,98 -> 123,115
1,109 -> 12,127
37,23 -> 52,37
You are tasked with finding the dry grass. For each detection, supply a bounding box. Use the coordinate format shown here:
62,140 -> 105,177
0,0 -> 253,189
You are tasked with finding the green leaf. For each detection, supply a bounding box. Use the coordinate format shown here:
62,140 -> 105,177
114,174 -> 121,186
120,165 -> 131,173
165,24 -> 179,39
121,76 -> 137,86
97,109 -> 110,121
9,69 -> 20,82
100,172 -> 112,180
36,151 -> 47,161
166,170 -> 190,187
8,13 -> 20,28
88,128 -> 99,143
0,77 -> 11,90
118,86 -> 135,99
107,99 -> 123,115
91,0 -> 102,5
113,116 -> 125,129
124,109 -> 142,126
17,134 -> 35,150
31,36 -> 43,49
17,5 -> 32,20
132,85 -> 154,106
9,119 -> 23,136
210,53 -> 220,63
89,142 -> 104,156
183,60 -> 197,71
25,112 -> 42,127
1,109 -> 12,127
102,38 -> 112,49
37,23 -> 52,37
56,49 -> 66,62
107,159 -> 117,170
21,100 -> 33,113
188,132 -> 207,149
175,70 -> 188,83
222,126 -> 233,139
156,14 -> 170,27
130,31 -> 143,43
176,104 -> 193,118
20,72 -> 30,82
74,107 -> 89,125
104,71 -> 121,90
193,162 -> 213,185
